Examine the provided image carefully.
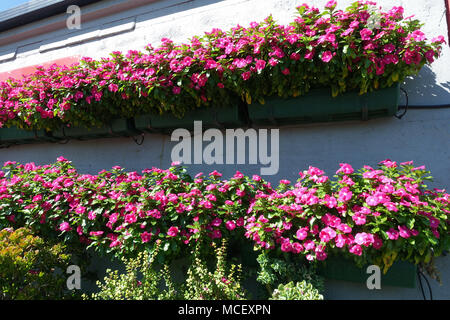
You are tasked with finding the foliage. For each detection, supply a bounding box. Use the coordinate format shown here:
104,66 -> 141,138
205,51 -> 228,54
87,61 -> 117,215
0,227 -> 78,300
184,239 -> 246,300
270,281 -> 324,300
247,160 -> 450,277
86,238 -> 246,300
86,242 -> 180,300
0,158 -> 448,280
0,1 -> 444,131
256,251 -> 324,293
256,250 -> 324,299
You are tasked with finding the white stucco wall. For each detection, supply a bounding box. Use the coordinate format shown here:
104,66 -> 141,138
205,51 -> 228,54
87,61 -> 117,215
0,0 -> 449,299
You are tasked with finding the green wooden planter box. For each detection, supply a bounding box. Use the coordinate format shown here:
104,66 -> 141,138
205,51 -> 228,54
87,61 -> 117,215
0,126 -> 55,146
53,119 -> 138,140
247,85 -> 400,126
318,256 -> 417,288
134,104 -> 246,133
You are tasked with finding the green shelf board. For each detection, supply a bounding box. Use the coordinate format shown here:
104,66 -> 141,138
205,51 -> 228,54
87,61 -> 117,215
247,85 -> 400,126
134,104 -> 246,133
0,127 -> 53,145
52,119 -> 138,140
318,256 -> 417,288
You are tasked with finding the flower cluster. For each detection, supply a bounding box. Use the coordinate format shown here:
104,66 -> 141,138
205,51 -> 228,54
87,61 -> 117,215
0,158 -> 448,273
0,1 -> 444,131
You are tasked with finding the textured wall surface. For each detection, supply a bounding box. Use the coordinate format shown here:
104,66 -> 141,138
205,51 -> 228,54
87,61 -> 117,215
0,0 -> 449,299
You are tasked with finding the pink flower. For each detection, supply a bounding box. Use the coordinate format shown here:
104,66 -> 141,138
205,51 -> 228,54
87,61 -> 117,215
432,229 -> 440,238
241,71 -> 251,81
255,59 -> 266,71
167,226 -> 179,237
323,195 -> 338,209
398,225 -> 411,239
338,187 -> 353,202
268,58 -> 278,66
32,194 -> 42,202
352,213 -> 366,225
76,206 -> 86,215
366,196 -> 379,206
59,222 -> 71,232
372,235 -> 383,249
90,231 -> 104,236
410,30 -> 426,42
316,251 -> 327,261
349,244 -> 363,256
281,241 -> 292,252
337,223 -> 352,233
386,228 -> 399,240
292,242 -> 304,254
209,170 -> 222,177
431,35 -> 446,44
296,227 -> 308,240
325,0 -> 337,9
425,50 -> 435,63
303,240 -> 315,251
384,202 -> 398,212
322,213 -> 341,228
225,220 -> 236,231
383,44 -> 395,53
304,50 -> 315,60
319,227 -> 336,242
336,163 -> 354,175
88,211 -> 96,220
290,52 -> 301,61
429,217 -> 440,228
108,83 -> 119,92
335,234 -> 346,248
355,232 -> 374,247
360,28 -> 373,40
321,51 -> 335,63
211,218 -> 222,227
110,240 -> 121,248
141,231 -> 152,243
172,86 -> 181,94
125,213 -> 137,224
281,68 -> 290,75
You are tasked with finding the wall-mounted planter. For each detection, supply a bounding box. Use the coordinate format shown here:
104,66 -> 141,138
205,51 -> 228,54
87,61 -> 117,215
0,126 -> 55,146
318,256 -> 417,288
247,85 -> 400,126
52,119 -> 138,140
134,104 -> 246,133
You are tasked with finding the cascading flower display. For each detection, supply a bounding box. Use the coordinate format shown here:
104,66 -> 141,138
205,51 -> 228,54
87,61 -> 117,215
0,1 -> 445,131
0,158 -> 448,274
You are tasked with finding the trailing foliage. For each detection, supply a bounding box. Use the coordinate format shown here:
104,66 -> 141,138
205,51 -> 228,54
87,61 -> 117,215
256,250 -> 324,296
86,241 -> 179,300
0,1 -> 444,131
86,239 -> 246,300
184,239 -> 246,300
0,157 -> 448,280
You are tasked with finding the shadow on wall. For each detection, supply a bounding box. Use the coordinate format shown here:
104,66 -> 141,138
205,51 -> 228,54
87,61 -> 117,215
402,65 -> 450,106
